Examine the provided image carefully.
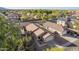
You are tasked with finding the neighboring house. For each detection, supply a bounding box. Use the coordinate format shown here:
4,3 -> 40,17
71,11 -> 79,20
43,21 -> 66,36
20,22 -> 30,27
7,12 -> 21,22
57,17 -> 67,26
68,16 -> 76,21
66,17 -> 76,29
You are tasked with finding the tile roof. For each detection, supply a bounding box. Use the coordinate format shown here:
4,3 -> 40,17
8,13 -> 20,18
26,23 -> 38,32
34,28 -> 45,37
43,21 -> 64,33
43,33 -> 50,39
20,22 -> 30,27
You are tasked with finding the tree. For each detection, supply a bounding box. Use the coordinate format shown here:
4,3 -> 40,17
0,14 -> 28,50
0,14 -> 35,51
52,10 -> 61,18
0,15 -> 21,50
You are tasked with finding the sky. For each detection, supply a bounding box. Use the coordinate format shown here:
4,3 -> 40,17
0,0 -> 79,10
0,0 -> 79,8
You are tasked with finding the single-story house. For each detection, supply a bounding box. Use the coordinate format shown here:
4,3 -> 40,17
57,17 -> 67,26
43,21 -> 66,35
71,11 -> 79,19
25,23 -> 56,50
7,12 -> 21,22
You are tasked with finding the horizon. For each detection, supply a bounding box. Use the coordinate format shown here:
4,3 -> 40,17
3,7 -> 79,10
